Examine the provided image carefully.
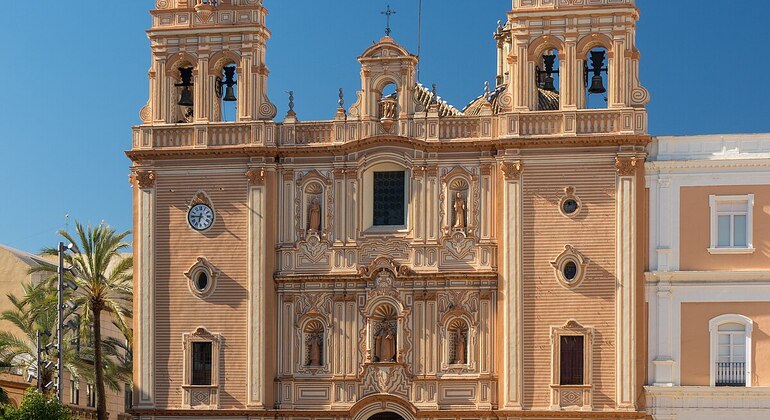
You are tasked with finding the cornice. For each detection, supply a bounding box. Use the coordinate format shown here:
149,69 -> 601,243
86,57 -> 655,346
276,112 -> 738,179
646,158 -> 770,172
126,134 -> 651,163
645,270 -> 770,284
274,271 -> 499,284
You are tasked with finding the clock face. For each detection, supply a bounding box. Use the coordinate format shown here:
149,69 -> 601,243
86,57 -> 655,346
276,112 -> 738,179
188,204 -> 214,231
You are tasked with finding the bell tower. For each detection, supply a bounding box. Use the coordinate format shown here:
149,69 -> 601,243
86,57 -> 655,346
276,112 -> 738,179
141,0 -> 277,125
498,0 -> 649,118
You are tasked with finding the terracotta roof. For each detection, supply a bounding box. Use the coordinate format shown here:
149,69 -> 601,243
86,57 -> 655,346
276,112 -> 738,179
414,83 -> 463,117
462,84 -> 560,115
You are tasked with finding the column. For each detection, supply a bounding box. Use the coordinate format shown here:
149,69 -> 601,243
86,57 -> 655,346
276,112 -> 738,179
615,156 -> 638,409
501,161 -> 523,409
246,168 -> 267,408
133,170 -> 156,409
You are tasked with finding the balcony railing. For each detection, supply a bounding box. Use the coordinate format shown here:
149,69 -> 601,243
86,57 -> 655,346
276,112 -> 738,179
131,108 -> 647,151
716,362 -> 746,387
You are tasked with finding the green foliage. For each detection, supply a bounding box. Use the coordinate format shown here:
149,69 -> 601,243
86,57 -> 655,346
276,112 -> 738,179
1,388 -> 74,420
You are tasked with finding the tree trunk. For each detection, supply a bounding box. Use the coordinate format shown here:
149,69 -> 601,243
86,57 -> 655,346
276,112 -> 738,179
93,303 -> 107,420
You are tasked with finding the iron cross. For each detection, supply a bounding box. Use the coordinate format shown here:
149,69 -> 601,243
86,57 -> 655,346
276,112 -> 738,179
381,5 -> 396,37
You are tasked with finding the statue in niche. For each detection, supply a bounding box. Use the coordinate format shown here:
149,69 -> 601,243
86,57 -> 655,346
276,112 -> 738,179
308,198 -> 321,233
453,192 -> 466,229
373,322 -> 397,363
308,333 -> 322,367
454,329 -> 467,364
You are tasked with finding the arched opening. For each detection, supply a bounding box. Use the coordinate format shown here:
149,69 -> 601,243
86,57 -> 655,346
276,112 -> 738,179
172,62 -> 195,123
371,303 -> 399,363
584,48 -> 608,109
378,82 -> 399,122
447,318 -> 469,365
369,413 -> 405,420
303,320 -> 325,367
536,49 -> 560,110
216,64 -> 238,122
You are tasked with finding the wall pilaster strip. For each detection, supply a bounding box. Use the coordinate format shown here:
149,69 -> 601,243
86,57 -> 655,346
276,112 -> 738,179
615,157 -> 637,409
247,172 -> 267,407
502,161 -> 523,408
136,175 -> 156,408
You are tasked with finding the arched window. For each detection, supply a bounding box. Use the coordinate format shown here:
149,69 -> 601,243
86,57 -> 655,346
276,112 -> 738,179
709,314 -> 753,387
371,303 -> 399,363
536,50 -> 560,111
584,48 -> 608,109
303,320 -> 325,367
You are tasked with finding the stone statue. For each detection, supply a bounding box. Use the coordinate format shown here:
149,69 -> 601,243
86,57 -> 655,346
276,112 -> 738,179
308,198 -> 321,232
455,330 -> 467,364
374,322 -> 397,363
453,192 -> 466,229
308,334 -> 322,367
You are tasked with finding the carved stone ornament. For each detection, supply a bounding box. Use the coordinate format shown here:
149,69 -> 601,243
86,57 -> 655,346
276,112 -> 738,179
184,257 -> 220,299
134,171 -> 156,189
358,256 -> 413,278
615,157 -> 639,177
191,192 -> 211,206
550,245 -> 588,289
246,168 -> 266,186
501,161 -> 523,181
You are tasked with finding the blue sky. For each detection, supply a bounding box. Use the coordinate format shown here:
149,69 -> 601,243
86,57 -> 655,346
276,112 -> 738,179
0,0 -> 768,253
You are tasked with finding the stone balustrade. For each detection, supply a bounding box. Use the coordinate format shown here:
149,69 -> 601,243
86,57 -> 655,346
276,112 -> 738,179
131,108 -> 647,151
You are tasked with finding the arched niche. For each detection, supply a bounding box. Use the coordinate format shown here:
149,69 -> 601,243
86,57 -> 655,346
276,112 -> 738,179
208,50 -> 242,122
164,53 -> 199,123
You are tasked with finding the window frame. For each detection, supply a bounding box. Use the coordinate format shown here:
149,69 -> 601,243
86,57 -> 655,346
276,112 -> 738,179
362,163 -> 410,233
550,320 -> 594,410
708,194 -> 754,254
182,327 -> 221,408
709,314 -> 753,387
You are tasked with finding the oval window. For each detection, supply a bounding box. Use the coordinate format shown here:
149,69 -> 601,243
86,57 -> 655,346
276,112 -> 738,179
562,199 -> 579,215
563,261 -> 578,282
196,272 -> 209,291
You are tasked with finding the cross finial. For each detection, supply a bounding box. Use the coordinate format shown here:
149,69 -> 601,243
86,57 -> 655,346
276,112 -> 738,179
381,5 -> 396,37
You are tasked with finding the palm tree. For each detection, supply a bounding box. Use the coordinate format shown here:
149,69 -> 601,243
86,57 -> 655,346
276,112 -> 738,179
35,222 -> 133,420
0,282 -> 80,395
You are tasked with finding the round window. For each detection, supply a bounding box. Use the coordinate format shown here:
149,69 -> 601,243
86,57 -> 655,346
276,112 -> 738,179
562,199 -> 579,215
195,272 -> 209,291
563,261 -> 578,282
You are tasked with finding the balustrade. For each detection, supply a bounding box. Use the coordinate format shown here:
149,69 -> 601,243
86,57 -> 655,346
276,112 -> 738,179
440,118 -> 481,140
520,113 -> 562,136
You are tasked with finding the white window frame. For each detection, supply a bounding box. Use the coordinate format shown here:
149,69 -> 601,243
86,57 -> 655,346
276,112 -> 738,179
709,314 -> 753,387
708,194 -> 754,254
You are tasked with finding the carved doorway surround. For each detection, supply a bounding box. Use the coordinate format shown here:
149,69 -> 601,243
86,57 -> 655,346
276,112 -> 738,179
369,413 -> 405,420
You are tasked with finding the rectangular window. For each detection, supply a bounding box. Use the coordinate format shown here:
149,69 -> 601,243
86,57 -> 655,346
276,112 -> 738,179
709,195 -> 754,253
86,384 -> 95,408
192,342 -> 213,386
70,380 -> 79,405
560,336 -> 584,385
373,171 -> 406,226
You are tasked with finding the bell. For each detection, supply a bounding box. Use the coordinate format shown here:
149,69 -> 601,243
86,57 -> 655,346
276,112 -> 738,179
178,87 -> 194,107
543,75 -> 556,92
588,74 -> 606,94
223,85 -> 237,102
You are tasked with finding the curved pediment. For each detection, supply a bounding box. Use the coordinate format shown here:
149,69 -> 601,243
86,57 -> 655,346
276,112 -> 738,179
359,37 -> 416,62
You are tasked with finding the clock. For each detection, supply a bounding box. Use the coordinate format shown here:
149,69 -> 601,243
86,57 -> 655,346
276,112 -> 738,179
188,204 -> 215,231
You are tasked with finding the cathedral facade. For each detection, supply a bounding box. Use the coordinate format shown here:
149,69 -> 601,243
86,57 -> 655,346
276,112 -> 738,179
129,1 -> 649,419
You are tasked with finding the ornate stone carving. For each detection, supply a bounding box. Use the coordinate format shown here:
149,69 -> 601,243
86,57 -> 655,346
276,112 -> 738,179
359,256 -> 413,279
501,161 -> 523,181
134,170 -> 156,188
615,157 -> 639,176
308,198 -> 322,233
246,168 -> 266,186
360,365 -> 410,399
453,192 -> 467,229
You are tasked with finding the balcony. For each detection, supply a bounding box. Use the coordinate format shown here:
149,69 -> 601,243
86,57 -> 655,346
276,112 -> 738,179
716,362 -> 746,387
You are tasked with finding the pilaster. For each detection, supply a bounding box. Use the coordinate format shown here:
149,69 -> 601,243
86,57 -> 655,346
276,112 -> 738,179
246,167 -> 268,408
501,160 -> 523,409
133,170 -> 156,409
615,156 -> 638,410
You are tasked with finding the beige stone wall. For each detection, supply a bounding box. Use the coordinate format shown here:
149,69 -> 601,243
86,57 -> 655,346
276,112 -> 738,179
680,302 -> 770,386
520,159 -> 618,409
680,185 -> 770,271
152,169 -> 252,409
